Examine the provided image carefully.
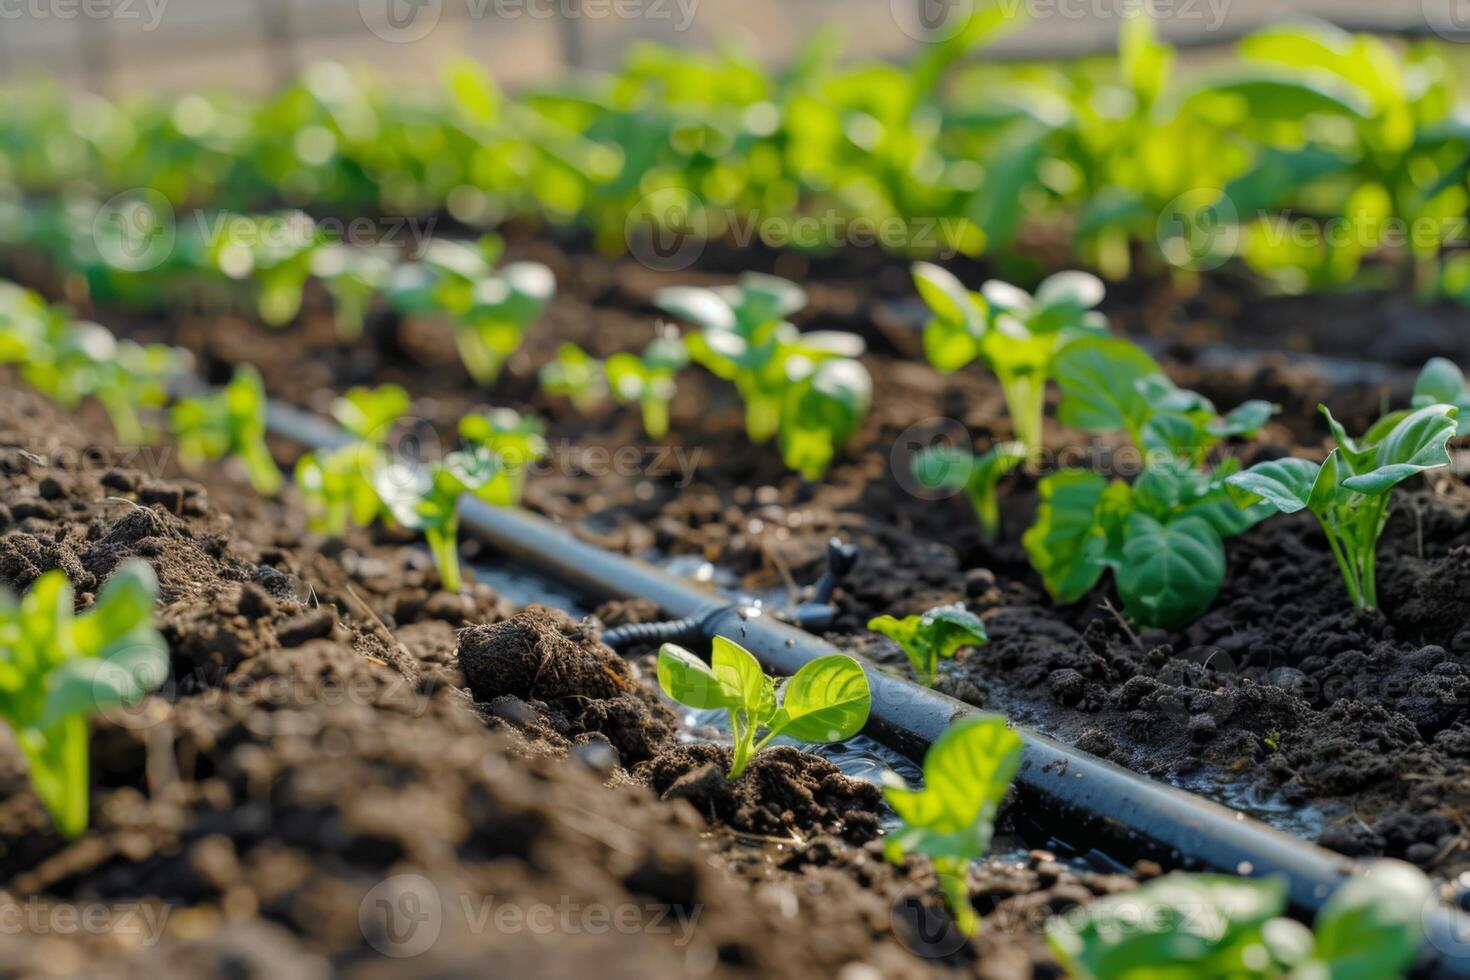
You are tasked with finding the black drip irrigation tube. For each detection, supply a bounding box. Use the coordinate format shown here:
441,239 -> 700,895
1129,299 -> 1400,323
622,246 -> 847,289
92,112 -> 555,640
262,398 -> 1470,975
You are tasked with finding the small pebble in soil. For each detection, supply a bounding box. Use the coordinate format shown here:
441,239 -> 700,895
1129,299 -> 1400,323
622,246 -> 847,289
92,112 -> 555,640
572,736 -> 620,776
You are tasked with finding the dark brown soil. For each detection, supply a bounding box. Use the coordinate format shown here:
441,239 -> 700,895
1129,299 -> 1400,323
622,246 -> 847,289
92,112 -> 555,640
0,378 -> 1144,976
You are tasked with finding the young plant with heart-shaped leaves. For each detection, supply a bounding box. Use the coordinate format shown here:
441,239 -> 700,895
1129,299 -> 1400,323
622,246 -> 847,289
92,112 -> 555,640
868,603 -> 988,687
656,637 -> 871,779
1023,337 -> 1276,630
373,447 -> 506,593
910,264 -> 1110,454
882,715 -> 1023,936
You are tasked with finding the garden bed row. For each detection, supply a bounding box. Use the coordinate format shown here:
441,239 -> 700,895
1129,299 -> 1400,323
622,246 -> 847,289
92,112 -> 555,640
19,239 -> 1470,893
1,375 -> 1154,976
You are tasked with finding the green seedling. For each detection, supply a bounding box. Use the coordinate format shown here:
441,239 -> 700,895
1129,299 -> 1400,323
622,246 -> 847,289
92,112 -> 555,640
779,357 -> 872,480
457,260 -> 556,387
0,560 -> 169,838
1022,336 -> 1278,630
1054,337 -> 1276,461
19,306 -> 188,445
867,603 -> 987,687
1412,357 -> 1470,437
332,383 -> 411,442
373,447 -> 505,593
204,211 -> 326,327
459,408 -> 547,506
1047,861 -> 1430,979
1226,403 -> 1458,610
656,637 -> 871,779
386,236 -> 555,386
882,715 -> 1023,936
171,366 -> 283,497
295,444 -> 385,537
605,329 -> 688,439
1025,459 -> 1264,631
911,264 -> 1109,453
312,244 -> 393,342
295,385 -> 407,537
911,441 -> 1026,540
654,274 -> 866,446
539,342 -> 607,414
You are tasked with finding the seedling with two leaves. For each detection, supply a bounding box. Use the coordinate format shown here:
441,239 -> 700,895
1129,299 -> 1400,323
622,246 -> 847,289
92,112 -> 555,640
868,603 -> 987,687
311,244 -> 394,342
654,273 -> 870,478
171,366 -> 284,498
539,342 -> 608,414
1047,860 -> 1431,979
202,211 -> 326,327
458,408 -> 547,506
605,329 -> 689,439
386,235 -> 555,386
910,264 -> 1109,454
294,384 -> 410,537
373,447 -> 508,593
1226,402 -> 1458,610
656,637 -> 871,779
1024,337 -> 1277,630
911,441 -> 1027,542
0,561 -> 169,838
882,715 -> 1023,936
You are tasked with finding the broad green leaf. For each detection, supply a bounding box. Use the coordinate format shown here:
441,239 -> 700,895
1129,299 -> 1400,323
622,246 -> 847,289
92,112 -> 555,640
1055,338 -> 1161,435
769,654 -> 870,743
657,642 -> 739,711
1047,874 -> 1288,980
653,286 -> 737,332
1023,470 -> 1109,604
1116,514 -> 1225,630
1034,271 -> 1105,314
1412,357 -> 1470,436
912,262 -> 984,331
883,715 -> 1021,861
1209,400 -> 1277,438
1225,458 -> 1321,514
1312,861 -> 1431,980
1340,404 -> 1458,496
710,635 -> 768,719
